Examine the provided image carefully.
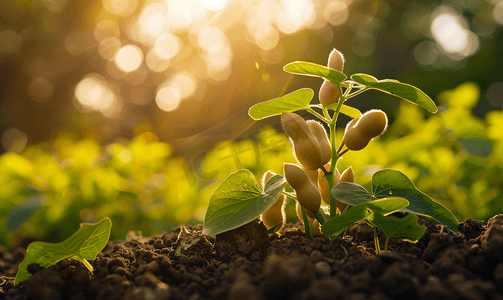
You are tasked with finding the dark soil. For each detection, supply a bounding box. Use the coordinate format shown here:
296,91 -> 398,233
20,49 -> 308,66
2,214 -> 503,300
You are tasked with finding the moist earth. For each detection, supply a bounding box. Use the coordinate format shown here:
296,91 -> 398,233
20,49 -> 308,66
1,215 -> 503,300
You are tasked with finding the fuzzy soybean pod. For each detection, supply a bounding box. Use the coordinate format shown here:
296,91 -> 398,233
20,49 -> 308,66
342,110 -> 388,151
319,48 -> 345,107
319,80 -> 340,107
260,171 -> 285,232
306,120 -> 331,166
281,112 -> 323,170
327,48 -> 345,72
318,163 -> 340,205
284,163 -> 321,214
336,166 -> 355,212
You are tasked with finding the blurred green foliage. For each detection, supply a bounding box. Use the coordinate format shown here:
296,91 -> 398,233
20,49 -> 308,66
2,81 -> 503,248
0,126 -> 294,248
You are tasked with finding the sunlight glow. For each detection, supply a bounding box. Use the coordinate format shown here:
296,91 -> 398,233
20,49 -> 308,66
166,0 -> 207,30
430,6 -> 479,60
200,0 -> 229,11
156,86 -> 181,112
115,45 -> 144,72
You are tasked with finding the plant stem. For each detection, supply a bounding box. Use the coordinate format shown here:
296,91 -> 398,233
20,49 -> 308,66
301,207 -> 312,239
373,227 -> 381,254
281,191 -> 296,200
307,107 -> 330,124
74,254 -> 94,274
313,210 -> 328,225
327,83 -> 346,218
346,87 -> 370,99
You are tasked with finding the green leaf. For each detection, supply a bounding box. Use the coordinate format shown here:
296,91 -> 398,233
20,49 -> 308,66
324,103 -> 362,118
350,73 -> 437,113
369,212 -> 426,244
371,169 -> 458,232
284,61 -> 347,83
248,88 -> 314,120
332,182 -> 373,205
203,170 -> 287,236
321,205 -> 369,237
364,198 -> 410,215
15,217 -> 112,285
321,198 -> 409,237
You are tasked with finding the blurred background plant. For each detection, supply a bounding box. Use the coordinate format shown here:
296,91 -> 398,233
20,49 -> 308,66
1,0 -> 503,248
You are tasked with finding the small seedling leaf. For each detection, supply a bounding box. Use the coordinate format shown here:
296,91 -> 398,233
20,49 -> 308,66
248,88 -> 314,120
371,169 -> 459,232
350,73 -> 437,113
321,198 -> 408,237
203,170 -> 286,236
15,217 -> 112,285
331,182 -> 373,205
284,61 -> 347,83
369,212 -> 426,244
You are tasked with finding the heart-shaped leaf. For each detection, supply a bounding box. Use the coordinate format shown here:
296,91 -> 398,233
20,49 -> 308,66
350,73 -> 437,113
15,217 -> 112,285
371,169 -> 458,232
284,61 -> 347,84
203,170 -> 286,236
249,88 -> 314,120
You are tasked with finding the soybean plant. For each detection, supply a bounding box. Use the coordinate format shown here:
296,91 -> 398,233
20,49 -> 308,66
203,49 -> 458,253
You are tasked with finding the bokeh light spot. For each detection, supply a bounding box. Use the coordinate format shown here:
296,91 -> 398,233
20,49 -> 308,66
102,0 -> 138,16
99,37 -> 121,60
493,1 -> 503,25
75,74 -> 116,114
198,27 -> 227,53
115,45 -> 144,72
28,78 -> 54,102
154,33 -> 180,59
146,50 -> 170,72
324,0 -> 349,26
138,3 -> 166,38
430,6 -> 479,59
94,20 -> 120,41
413,41 -> 439,65
156,86 -> 181,112
168,72 -> 197,98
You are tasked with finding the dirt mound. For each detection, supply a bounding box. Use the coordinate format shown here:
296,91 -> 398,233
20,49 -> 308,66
2,215 -> 503,300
